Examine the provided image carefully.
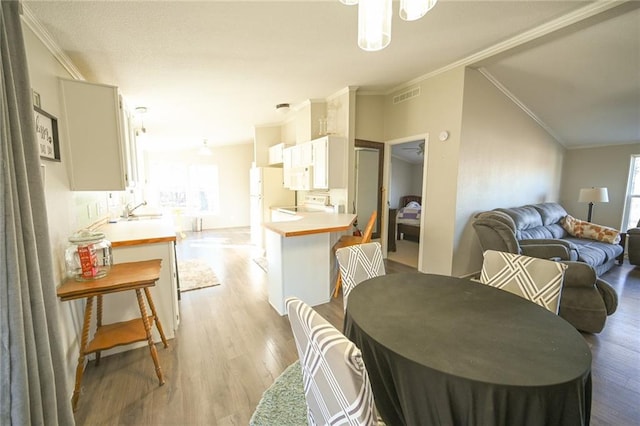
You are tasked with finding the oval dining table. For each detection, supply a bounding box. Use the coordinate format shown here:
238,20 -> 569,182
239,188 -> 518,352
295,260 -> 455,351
343,272 -> 592,426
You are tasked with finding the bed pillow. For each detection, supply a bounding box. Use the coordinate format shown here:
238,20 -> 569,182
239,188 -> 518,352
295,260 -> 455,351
406,200 -> 421,208
562,214 -> 621,244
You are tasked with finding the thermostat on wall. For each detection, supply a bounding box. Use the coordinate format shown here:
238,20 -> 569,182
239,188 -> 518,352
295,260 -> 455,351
439,131 -> 449,141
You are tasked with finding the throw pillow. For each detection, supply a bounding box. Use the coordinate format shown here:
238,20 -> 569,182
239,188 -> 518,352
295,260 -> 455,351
562,214 -> 621,244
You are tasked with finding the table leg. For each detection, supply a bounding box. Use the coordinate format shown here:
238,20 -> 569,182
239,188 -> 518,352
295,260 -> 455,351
95,295 -> 103,366
144,287 -> 168,348
135,289 -> 165,386
72,296 -> 94,411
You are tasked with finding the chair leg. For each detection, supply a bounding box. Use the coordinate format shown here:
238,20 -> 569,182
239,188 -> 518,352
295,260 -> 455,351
333,272 -> 342,298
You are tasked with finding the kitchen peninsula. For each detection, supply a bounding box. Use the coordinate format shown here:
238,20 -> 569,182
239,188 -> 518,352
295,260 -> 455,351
98,216 -> 179,352
263,212 -> 356,315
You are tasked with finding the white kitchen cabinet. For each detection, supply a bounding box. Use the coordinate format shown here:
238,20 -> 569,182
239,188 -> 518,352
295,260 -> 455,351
283,137 -> 346,190
292,142 -> 313,167
283,143 -> 312,190
268,142 -> 291,166
311,136 -> 347,190
282,146 -> 293,188
60,79 -> 135,190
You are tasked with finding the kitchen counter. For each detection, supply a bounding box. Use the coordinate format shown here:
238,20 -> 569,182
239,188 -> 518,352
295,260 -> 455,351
264,211 -> 356,315
95,215 -> 179,354
264,212 -> 356,237
100,216 -> 176,247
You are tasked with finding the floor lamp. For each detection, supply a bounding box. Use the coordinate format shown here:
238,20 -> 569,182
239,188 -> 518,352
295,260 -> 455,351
578,187 -> 609,222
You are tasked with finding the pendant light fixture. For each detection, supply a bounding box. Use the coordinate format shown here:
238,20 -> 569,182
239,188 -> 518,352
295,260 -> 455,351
400,0 -> 438,21
340,0 -> 438,51
199,139 -> 212,156
358,0 -> 392,51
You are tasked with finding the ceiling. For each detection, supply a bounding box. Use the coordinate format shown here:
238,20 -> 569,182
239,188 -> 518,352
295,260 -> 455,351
21,1 -> 639,151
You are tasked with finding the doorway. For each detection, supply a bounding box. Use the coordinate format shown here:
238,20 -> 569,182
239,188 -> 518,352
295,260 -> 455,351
385,137 -> 427,269
354,139 -> 384,239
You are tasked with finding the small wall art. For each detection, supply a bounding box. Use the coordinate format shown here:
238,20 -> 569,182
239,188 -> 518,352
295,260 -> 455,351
34,106 -> 60,161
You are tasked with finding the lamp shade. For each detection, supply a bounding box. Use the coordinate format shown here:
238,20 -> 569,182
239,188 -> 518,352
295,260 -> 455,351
578,187 -> 609,203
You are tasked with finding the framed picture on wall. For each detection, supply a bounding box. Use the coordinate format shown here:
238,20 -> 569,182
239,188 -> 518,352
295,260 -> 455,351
34,106 -> 61,161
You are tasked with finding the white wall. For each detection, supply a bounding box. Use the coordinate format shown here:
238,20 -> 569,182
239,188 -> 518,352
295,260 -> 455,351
23,23 -> 86,396
145,143 -> 254,230
384,67 -> 466,275
560,144 -> 640,230
454,68 -> 565,275
389,157 -> 423,208
378,66 -> 566,277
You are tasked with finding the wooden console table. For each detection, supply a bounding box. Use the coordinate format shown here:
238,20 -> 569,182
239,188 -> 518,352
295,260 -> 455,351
57,259 -> 168,411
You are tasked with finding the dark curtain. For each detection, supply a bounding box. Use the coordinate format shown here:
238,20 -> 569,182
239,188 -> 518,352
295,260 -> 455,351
0,1 -> 75,424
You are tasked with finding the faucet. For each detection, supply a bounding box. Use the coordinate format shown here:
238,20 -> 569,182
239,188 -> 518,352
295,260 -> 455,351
124,201 -> 147,217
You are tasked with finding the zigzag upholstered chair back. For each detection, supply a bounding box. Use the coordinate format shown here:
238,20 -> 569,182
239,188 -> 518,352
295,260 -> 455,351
480,250 -> 567,313
285,297 -> 378,426
336,242 -> 386,312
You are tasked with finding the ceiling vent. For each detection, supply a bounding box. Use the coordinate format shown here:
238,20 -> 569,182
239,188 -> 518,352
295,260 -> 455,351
393,87 -> 421,104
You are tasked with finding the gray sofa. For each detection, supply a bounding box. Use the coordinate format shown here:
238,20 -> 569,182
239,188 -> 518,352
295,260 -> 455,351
473,202 -> 621,333
473,202 -> 623,276
557,261 -> 617,333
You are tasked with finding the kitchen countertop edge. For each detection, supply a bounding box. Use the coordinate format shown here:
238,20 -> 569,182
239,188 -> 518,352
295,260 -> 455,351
263,213 -> 356,237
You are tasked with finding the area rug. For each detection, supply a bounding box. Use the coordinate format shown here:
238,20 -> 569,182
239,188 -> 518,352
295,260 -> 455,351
177,259 -> 221,292
250,360 -> 307,426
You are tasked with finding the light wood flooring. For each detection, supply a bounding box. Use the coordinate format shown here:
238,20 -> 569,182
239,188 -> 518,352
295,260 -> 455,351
72,227 -> 639,425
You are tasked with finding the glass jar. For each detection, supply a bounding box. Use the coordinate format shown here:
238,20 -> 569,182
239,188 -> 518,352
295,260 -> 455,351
65,231 -> 113,281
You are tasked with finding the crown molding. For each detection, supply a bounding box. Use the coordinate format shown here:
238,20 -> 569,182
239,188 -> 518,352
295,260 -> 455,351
387,0 -> 625,96
20,3 -> 84,80
477,68 -> 565,146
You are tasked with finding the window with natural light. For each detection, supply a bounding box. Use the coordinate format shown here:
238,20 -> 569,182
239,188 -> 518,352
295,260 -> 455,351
622,155 -> 640,231
147,162 -> 220,215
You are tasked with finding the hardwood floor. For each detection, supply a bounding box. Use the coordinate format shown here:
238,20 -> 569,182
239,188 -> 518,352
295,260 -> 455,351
72,228 -> 639,425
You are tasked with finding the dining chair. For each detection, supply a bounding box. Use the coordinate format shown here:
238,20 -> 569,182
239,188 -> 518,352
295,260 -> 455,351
332,210 -> 377,298
336,242 -> 385,312
480,249 -> 567,313
285,297 -> 379,426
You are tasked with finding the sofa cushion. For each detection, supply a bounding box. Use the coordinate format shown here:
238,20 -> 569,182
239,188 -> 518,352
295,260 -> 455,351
562,215 -> 621,244
496,206 -> 551,240
565,237 -> 622,264
533,202 -> 568,226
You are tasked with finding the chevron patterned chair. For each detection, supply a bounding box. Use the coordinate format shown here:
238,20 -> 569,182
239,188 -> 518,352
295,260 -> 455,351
336,242 -> 386,312
285,297 -> 379,426
480,249 -> 567,314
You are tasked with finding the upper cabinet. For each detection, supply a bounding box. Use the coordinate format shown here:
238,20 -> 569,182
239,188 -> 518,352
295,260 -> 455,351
282,136 -> 346,191
59,79 -> 136,191
311,136 -> 346,189
268,142 -> 291,166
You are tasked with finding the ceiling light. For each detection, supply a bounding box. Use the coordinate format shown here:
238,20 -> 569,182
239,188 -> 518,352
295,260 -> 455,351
276,103 -> 290,113
134,106 -> 148,136
341,0 -> 438,51
199,139 -> 212,156
400,0 -> 437,21
358,0 -> 392,52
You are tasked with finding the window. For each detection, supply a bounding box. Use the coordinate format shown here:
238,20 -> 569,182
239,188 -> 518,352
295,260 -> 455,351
148,162 -> 220,214
622,155 -> 640,231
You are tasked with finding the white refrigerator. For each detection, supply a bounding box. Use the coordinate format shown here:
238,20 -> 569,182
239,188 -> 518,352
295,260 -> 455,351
250,167 -> 295,250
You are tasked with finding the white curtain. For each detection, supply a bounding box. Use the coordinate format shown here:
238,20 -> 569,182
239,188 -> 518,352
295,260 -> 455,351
0,1 -> 75,424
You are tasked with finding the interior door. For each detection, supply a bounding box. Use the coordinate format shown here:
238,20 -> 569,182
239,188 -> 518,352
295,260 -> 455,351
354,139 -> 384,239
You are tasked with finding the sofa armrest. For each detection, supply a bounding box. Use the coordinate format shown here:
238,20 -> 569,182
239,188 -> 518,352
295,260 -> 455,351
596,279 -> 618,315
627,227 -> 640,235
519,239 -> 573,260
